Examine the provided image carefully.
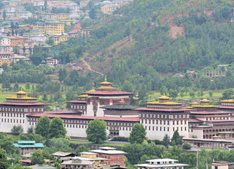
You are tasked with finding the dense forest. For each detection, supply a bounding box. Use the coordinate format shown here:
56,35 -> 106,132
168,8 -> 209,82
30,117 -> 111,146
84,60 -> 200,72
28,0 -> 234,98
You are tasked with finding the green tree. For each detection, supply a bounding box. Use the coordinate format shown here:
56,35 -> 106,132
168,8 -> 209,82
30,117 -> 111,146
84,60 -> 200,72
169,89 -> 178,99
49,117 -> 67,138
86,119 -> 107,144
26,83 -> 30,89
47,37 -> 54,46
171,130 -> 182,145
89,8 -> 97,20
129,123 -> 146,144
35,116 -> 50,138
42,92 -> 48,101
209,90 -> 213,98
0,148 -> 10,168
189,90 -> 195,98
160,86 -> 168,95
182,143 -> 192,150
2,63 -> 8,71
222,89 -> 233,100
58,68 -> 67,82
162,134 -> 170,148
76,145 -> 90,155
31,150 -> 44,165
121,80 -> 133,92
27,127 -> 34,134
13,83 -> 19,92
11,125 -> 23,135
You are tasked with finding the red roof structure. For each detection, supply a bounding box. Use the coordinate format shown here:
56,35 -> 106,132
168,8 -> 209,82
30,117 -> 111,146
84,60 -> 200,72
84,91 -> 133,96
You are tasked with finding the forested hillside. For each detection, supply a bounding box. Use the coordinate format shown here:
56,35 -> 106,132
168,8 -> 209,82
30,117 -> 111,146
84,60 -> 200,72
31,0 -> 234,99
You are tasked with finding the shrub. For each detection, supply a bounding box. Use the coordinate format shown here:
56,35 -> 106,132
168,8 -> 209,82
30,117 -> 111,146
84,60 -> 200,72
112,136 -> 128,142
153,139 -> 162,145
183,143 -> 192,150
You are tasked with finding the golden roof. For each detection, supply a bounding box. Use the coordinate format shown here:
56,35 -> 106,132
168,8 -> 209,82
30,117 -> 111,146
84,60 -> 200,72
98,86 -> 114,90
159,95 -> 170,100
15,90 -> 27,95
221,100 -> 234,102
193,105 -> 218,108
146,101 -> 182,105
99,76 -> 113,85
76,94 -> 88,98
200,97 -> 210,102
191,101 -> 199,105
6,96 -> 37,100
88,87 -> 95,92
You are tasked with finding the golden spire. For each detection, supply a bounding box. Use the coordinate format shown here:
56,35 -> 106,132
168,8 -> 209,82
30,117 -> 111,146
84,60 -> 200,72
99,75 -> 113,85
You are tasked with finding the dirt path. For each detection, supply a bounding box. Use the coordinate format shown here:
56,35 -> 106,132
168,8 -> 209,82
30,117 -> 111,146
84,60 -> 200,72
80,56 -> 104,76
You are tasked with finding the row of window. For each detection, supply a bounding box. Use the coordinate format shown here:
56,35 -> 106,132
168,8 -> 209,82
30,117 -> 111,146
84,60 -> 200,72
0,107 -> 43,113
107,122 -> 133,126
145,126 -> 187,132
108,126 -> 132,131
140,113 -> 189,119
1,113 -> 25,117
71,105 -> 86,110
142,119 -> 187,125
206,116 -> 230,121
63,119 -> 89,124
1,118 -> 24,123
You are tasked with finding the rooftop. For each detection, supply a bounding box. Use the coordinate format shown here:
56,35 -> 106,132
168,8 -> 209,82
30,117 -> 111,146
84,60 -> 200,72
84,91 -> 133,96
90,149 -> 126,155
135,107 -> 189,112
53,152 -> 76,157
14,143 -> 44,148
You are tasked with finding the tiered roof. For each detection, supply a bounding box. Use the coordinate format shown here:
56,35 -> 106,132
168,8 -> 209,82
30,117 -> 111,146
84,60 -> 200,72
84,76 -> 133,96
0,90 -> 47,106
135,95 -> 188,112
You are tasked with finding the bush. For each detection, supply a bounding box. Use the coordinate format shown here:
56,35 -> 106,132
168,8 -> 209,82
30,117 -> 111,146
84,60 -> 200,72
112,136 -> 128,142
183,143 -> 192,150
153,139 -> 162,145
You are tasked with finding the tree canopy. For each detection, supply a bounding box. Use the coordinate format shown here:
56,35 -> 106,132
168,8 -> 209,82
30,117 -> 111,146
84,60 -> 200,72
35,116 -> 50,138
129,123 -> 146,144
49,117 -> 67,138
31,150 -> 44,165
86,119 -> 107,144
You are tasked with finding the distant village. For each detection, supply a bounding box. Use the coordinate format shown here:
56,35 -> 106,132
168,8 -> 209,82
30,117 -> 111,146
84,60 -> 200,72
0,0 -> 133,68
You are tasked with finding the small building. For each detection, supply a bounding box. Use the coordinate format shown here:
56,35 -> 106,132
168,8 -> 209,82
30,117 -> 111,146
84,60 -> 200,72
80,152 -> 108,168
135,158 -> 189,169
14,141 -> 44,155
53,152 -> 76,159
60,158 -> 94,169
212,161 -> 234,169
90,147 -> 126,167
44,57 -> 58,65
12,54 -> 28,63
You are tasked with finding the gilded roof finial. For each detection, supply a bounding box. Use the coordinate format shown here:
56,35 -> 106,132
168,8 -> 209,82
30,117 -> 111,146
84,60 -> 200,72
104,75 -> 107,82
